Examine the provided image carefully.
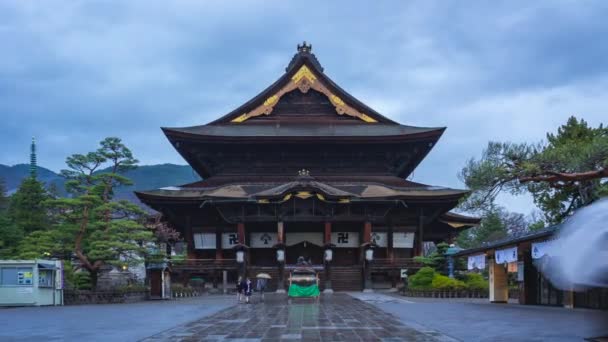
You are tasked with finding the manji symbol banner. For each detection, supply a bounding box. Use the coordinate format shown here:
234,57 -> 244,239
222,233 -> 239,249
331,232 -> 359,248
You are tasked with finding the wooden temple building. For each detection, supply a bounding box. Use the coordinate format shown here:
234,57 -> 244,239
136,43 -> 479,292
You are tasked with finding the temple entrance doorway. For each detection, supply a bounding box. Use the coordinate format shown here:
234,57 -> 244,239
284,223 -> 324,266
286,241 -> 324,265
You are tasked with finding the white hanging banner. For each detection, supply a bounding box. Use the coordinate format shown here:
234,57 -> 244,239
371,232 -> 387,247
193,233 -> 216,249
393,232 -> 415,248
531,241 -> 551,259
286,232 -> 323,246
495,246 -> 518,264
467,254 -> 486,270
221,233 -> 239,249
250,232 -> 278,248
331,232 -> 359,248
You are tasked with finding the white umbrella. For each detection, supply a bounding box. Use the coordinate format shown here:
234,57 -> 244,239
256,273 -> 272,279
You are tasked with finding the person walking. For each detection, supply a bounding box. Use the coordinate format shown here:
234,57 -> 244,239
236,276 -> 243,303
256,277 -> 267,302
243,277 -> 253,304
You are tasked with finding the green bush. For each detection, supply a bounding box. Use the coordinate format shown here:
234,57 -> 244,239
74,272 -> 92,290
409,267 -> 435,290
431,274 -> 466,290
464,273 -> 488,291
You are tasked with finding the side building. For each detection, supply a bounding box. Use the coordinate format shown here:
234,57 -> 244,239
136,43 -> 479,292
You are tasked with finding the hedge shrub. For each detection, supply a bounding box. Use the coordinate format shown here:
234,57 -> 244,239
409,267 -> 435,290
431,274 -> 466,290
464,273 -> 489,291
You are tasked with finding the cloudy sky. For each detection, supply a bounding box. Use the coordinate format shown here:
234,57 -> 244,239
1,1 -> 607,214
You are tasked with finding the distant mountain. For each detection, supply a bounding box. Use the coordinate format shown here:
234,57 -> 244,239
0,163 -> 201,205
0,164 -> 65,195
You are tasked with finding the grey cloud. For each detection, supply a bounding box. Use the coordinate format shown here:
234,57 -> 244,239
0,0 -> 606,215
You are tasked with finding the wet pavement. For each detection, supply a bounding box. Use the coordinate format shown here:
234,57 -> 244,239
143,293 -> 450,341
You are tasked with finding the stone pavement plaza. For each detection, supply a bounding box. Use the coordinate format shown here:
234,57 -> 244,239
144,293 -> 447,342
1,292 -> 607,341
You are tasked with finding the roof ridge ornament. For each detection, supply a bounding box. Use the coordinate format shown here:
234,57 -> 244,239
297,169 -> 311,177
297,41 -> 312,53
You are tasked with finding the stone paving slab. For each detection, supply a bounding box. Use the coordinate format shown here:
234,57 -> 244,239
142,293 -> 445,341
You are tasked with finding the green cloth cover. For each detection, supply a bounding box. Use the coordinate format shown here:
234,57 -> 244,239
288,283 -> 320,297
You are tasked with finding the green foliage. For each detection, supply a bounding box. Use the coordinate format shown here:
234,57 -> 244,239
0,214 -> 23,258
414,242 -> 450,274
456,206 -> 509,248
0,178 -> 8,211
8,177 -> 50,234
74,272 -> 92,290
44,137 -> 154,289
463,273 -> 488,291
460,116 -> 608,224
409,267 -> 436,290
431,274 -> 467,290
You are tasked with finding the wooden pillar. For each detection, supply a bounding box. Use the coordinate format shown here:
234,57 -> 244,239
215,227 -> 223,260
489,258 -> 508,303
363,221 -> 373,292
416,210 -> 424,257
323,221 -> 333,293
363,221 -> 372,243
277,221 -> 284,244
324,222 -> 332,244
237,222 -> 245,245
185,216 -> 195,259
388,226 -> 394,261
276,220 -> 286,293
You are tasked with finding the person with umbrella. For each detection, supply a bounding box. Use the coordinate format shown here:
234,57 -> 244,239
256,273 -> 271,302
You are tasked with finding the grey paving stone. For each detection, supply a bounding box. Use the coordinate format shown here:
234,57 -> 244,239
141,293 -> 445,341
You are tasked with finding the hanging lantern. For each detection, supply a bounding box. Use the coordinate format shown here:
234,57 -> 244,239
236,250 -> 245,263
365,248 -> 374,261
324,248 -> 333,262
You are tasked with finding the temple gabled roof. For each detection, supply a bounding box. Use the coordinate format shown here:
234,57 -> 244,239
208,41 -> 397,125
135,174 -> 470,203
162,42 -> 445,138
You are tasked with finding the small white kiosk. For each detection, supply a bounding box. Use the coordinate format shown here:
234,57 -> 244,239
0,259 -> 63,306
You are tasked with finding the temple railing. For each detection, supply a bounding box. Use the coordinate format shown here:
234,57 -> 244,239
370,258 -> 423,270
169,259 -> 238,271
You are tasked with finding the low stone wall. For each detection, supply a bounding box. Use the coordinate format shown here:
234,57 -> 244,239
64,290 -> 147,305
403,289 -> 489,298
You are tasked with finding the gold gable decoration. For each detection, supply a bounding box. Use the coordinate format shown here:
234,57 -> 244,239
231,65 -> 378,123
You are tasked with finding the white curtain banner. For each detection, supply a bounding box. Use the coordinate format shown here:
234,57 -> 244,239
495,246 -> 518,264
286,232 -> 323,247
221,233 -> 239,249
250,232 -> 278,248
193,233 -> 216,249
531,241 -> 551,259
371,232 -> 388,247
331,232 -> 359,248
393,232 -> 415,248
467,254 -> 486,270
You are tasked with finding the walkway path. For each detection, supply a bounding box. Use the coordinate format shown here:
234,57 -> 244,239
352,292 -> 608,341
143,293 -> 452,341
0,296 -> 233,342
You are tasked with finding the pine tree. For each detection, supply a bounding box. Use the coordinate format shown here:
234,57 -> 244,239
8,177 -> 49,234
0,178 -> 8,212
